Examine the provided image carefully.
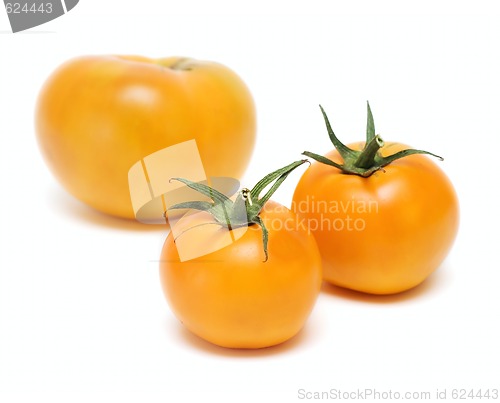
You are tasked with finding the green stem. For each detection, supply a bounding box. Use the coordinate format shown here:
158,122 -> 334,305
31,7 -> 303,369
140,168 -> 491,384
303,103 -> 443,177
355,135 -> 385,169
168,57 -> 193,71
167,160 -> 308,262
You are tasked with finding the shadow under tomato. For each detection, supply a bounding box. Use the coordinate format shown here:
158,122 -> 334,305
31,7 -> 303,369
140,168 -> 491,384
169,317 -> 320,358
321,263 -> 452,304
47,186 -> 168,232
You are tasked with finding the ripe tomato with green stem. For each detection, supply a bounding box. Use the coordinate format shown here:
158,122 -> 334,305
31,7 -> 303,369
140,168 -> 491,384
292,103 -> 459,295
160,160 -> 322,349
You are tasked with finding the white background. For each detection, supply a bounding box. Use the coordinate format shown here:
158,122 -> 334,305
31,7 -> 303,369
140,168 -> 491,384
1,1 -> 499,402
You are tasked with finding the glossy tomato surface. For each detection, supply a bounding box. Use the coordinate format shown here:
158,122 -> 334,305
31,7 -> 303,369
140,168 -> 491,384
292,142 -> 459,295
160,201 -> 322,349
35,55 -> 256,219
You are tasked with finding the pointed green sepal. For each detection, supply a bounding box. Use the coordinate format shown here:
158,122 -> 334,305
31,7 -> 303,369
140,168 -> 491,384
366,101 -> 376,143
166,160 -> 308,262
319,105 -> 356,161
168,201 -> 214,212
304,103 -> 443,177
169,177 -> 230,204
251,216 -> 269,262
377,148 -> 443,167
302,151 -> 344,171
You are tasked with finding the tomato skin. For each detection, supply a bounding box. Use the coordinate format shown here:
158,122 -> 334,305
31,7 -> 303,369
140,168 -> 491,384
35,55 -> 256,219
292,142 -> 459,295
159,201 -> 322,349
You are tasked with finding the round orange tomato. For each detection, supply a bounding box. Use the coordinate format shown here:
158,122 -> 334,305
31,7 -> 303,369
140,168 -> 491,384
160,200 -> 322,349
35,55 -> 256,219
293,141 -> 459,294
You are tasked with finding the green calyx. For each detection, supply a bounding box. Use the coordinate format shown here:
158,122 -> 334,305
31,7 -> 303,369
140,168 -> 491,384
303,102 -> 443,177
167,159 -> 308,262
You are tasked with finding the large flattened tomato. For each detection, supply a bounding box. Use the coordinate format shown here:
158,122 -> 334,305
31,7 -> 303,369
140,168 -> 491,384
292,105 -> 459,295
35,55 -> 256,219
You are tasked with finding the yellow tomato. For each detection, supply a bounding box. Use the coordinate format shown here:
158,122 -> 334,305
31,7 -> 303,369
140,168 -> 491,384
160,201 -> 322,349
35,55 -> 256,219
292,103 -> 459,295
293,141 -> 459,294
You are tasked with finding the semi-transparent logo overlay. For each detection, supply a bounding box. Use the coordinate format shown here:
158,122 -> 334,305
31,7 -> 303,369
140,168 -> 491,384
128,140 -> 248,262
3,0 -> 79,33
